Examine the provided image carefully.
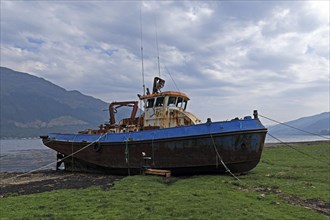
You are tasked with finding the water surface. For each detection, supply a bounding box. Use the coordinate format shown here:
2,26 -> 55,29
0,139 -> 56,172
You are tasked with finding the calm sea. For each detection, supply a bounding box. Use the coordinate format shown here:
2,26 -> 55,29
0,135 -> 329,173
0,138 -> 56,173
265,134 -> 330,143
1,138 -> 47,153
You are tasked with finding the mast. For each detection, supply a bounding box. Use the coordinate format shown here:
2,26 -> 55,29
155,18 -> 161,77
140,6 -> 146,95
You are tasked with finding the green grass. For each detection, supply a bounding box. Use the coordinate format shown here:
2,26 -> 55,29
1,142 -> 329,219
245,143 -> 330,201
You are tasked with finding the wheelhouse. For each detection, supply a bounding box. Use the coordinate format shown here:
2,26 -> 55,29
139,91 -> 201,129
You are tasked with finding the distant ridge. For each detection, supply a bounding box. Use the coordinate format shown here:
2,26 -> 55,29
268,112 -> 330,136
0,67 -> 128,138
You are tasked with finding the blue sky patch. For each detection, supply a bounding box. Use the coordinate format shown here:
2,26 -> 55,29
26,36 -> 44,45
14,44 -> 39,52
104,49 -> 118,57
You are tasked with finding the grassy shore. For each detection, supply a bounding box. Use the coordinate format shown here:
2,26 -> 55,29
1,141 -> 329,219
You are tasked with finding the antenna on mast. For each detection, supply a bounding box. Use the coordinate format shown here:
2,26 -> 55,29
140,5 -> 146,95
154,17 -> 161,77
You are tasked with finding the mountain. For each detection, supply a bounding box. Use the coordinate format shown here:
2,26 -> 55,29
0,67 -> 129,138
268,112 -> 330,136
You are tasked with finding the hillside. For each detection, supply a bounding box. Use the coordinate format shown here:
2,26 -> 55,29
268,112 -> 330,136
0,67 -> 128,138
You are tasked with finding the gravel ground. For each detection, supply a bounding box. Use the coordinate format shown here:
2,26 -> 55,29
0,170 -> 124,197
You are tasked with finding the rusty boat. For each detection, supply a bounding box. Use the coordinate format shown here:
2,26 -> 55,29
41,77 -> 267,175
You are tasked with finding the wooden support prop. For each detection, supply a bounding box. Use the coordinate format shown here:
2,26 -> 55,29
145,169 -> 171,178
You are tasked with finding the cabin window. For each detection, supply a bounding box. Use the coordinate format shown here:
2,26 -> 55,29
183,100 -> 188,110
155,97 -> 164,107
168,96 -> 177,107
146,98 -> 154,108
177,97 -> 183,108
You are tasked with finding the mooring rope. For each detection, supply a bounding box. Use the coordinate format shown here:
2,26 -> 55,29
267,133 -> 330,165
209,132 -> 241,181
2,132 -> 109,181
54,133 -> 108,170
258,114 -> 329,165
124,132 -> 132,176
259,114 -> 330,140
71,134 -> 77,172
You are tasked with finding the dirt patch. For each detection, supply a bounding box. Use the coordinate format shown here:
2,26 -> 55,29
281,194 -> 330,216
253,186 -> 330,216
0,170 -> 124,197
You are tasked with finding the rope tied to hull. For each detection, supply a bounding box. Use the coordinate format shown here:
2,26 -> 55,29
70,135 -> 77,172
209,132 -> 241,182
125,138 -> 131,176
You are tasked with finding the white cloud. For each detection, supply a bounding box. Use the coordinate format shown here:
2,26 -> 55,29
1,1 -> 329,123
307,1 -> 330,22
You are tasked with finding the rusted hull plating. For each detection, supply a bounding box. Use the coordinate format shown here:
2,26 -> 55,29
42,129 -> 267,175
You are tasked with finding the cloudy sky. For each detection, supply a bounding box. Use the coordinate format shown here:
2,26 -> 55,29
1,1 -> 329,124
